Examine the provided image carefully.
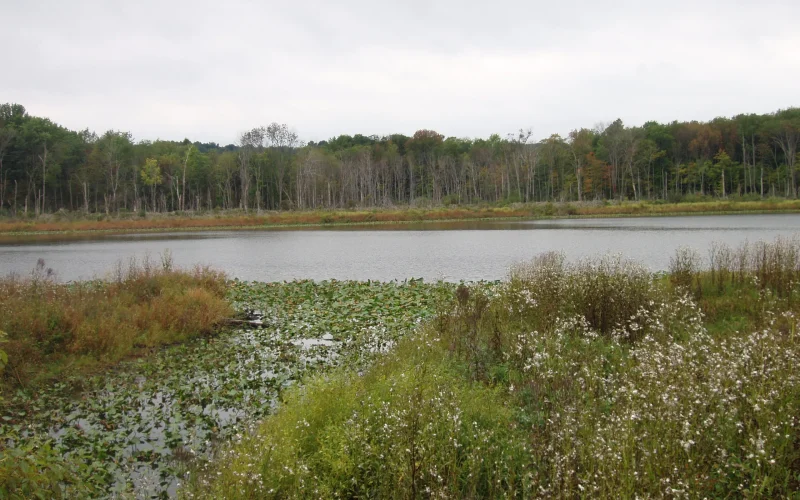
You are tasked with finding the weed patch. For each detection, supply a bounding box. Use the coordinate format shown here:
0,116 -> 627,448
0,256 -> 231,392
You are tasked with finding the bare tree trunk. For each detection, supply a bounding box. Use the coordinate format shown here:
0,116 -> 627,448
111,163 -> 120,213
773,127 -> 799,198
238,146 -> 251,211
39,141 -> 48,214
754,135 -> 761,197
408,158 -> 415,206
182,146 -> 192,212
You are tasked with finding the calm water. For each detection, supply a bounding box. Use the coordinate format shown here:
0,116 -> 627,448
1,214 -> 799,282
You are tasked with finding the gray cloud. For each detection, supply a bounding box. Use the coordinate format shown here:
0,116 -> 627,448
3,0 -> 799,144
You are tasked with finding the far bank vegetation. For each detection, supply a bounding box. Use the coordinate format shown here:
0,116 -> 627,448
0,104 -> 799,217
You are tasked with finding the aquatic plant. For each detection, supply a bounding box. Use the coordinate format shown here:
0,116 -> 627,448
200,244 -> 800,498
0,278 -> 451,497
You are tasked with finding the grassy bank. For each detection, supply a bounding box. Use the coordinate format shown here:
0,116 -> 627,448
0,256 -> 231,394
198,239 -> 800,498
2,199 -> 800,235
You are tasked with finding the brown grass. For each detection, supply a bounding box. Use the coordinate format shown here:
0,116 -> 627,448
3,200 -> 799,235
0,257 -> 231,391
0,207 -> 528,233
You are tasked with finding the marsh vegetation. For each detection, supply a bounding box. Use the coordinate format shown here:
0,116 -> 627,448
2,237 -> 800,498
0,254 -> 230,392
0,274 -> 450,497
198,239 -> 800,499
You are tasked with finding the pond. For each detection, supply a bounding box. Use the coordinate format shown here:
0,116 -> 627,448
1,214 -> 800,282
2,280 -> 452,498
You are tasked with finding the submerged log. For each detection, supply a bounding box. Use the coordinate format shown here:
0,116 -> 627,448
223,318 -> 266,328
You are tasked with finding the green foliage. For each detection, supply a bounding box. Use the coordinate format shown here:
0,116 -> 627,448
3,103 -> 800,215
196,334 -> 531,499
0,430 -> 104,499
139,157 -> 162,187
199,238 -> 800,498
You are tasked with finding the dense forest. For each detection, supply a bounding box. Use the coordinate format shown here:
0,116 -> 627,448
0,103 -> 798,215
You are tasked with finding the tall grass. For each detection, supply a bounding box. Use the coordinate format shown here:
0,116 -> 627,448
708,236 -> 800,298
0,255 -> 231,391
506,252 -> 660,340
198,238 -> 800,498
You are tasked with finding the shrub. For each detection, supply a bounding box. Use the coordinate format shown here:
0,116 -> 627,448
507,252 -> 661,339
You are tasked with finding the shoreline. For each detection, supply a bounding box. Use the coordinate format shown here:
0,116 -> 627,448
1,200 -> 800,237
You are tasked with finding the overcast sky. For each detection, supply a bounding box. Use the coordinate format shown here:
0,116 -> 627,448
3,0 -> 799,145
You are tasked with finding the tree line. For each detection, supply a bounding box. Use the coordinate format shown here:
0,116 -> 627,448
0,103 -> 798,215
